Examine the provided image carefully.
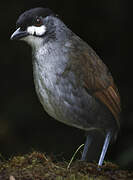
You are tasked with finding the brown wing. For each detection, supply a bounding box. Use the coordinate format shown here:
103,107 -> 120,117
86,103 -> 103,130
82,49 -> 121,128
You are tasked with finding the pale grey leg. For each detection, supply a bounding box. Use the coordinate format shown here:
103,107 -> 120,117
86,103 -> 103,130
81,135 -> 92,161
98,131 -> 112,166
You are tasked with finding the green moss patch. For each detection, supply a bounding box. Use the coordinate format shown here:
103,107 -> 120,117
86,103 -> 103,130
0,152 -> 132,180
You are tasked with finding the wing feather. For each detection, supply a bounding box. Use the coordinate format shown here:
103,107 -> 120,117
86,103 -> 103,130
82,49 -> 121,127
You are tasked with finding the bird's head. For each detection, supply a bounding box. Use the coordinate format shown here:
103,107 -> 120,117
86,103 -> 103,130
11,7 -> 58,48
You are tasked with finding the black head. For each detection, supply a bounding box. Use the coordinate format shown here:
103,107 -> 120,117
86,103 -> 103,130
11,7 -> 57,40
16,7 -> 55,30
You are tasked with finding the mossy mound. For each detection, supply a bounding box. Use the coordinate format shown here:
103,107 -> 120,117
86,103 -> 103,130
0,151 -> 132,180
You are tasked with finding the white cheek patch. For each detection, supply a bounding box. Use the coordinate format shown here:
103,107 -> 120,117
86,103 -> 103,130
27,25 -> 46,36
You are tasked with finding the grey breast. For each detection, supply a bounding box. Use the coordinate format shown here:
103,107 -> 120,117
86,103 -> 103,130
32,38 -> 115,132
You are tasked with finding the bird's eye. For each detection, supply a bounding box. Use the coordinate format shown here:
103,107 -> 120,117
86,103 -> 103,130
35,17 -> 42,27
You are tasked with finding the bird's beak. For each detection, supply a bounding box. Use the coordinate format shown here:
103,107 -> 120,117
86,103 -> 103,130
10,28 -> 28,40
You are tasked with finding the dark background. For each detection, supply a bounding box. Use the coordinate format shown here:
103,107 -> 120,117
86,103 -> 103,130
0,0 -> 133,169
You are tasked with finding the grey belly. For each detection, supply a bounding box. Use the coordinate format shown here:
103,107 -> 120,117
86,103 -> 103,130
34,72 -> 116,132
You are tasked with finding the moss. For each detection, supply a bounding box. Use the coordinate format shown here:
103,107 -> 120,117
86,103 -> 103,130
0,151 -> 133,180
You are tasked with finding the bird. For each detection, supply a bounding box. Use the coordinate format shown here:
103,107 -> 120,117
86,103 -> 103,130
10,7 -> 121,166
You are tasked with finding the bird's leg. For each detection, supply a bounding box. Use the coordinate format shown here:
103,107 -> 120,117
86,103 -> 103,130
98,131 -> 112,166
81,130 -> 112,165
81,135 -> 92,161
